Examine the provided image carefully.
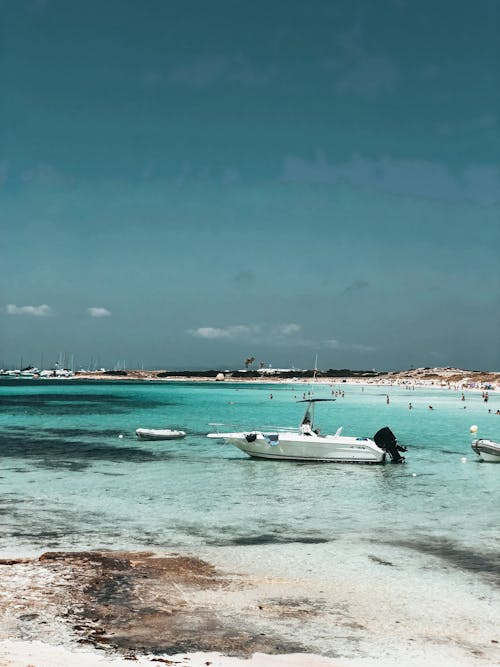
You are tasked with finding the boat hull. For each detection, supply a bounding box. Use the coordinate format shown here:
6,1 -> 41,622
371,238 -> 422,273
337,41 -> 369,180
136,429 -> 186,441
208,432 -> 386,463
472,439 -> 500,462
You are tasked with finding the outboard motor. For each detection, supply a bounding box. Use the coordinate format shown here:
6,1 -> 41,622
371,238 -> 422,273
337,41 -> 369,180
373,427 -> 406,463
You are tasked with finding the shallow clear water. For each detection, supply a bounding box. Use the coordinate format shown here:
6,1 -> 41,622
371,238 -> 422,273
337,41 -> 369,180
0,378 -> 499,583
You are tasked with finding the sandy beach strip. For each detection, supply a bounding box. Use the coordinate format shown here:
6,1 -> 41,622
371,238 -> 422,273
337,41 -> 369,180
15,366 -> 499,390
0,640 -> 484,667
0,550 -> 498,667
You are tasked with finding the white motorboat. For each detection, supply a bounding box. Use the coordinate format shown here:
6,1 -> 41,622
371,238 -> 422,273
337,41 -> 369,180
207,399 -> 406,464
135,428 -> 186,441
471,438 -> 500,462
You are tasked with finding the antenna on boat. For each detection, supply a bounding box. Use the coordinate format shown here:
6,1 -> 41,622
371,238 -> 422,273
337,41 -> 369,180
308,354 -> 319,397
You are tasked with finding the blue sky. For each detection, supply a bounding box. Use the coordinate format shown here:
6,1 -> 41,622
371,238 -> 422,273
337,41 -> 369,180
1,0 -> 499,370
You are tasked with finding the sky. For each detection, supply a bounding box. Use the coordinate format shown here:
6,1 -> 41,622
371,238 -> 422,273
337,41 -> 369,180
1,0 -> 499,371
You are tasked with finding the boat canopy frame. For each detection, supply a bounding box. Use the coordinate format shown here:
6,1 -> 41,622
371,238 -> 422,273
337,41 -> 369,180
296,398 -> 336,428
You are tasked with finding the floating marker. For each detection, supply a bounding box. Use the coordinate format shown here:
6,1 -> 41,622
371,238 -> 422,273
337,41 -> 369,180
470,425 -> 478,433
118,434 -> 124,439
461,457 -> 467,463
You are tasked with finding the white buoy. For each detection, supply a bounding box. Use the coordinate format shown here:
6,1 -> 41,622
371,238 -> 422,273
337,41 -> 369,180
470,425 -> 478,433
412,473 -> 417,477
118,434 -> 124,439
460,457 -> 467,463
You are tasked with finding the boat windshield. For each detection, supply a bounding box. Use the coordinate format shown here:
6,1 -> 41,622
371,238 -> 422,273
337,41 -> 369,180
301,405 -> 313,427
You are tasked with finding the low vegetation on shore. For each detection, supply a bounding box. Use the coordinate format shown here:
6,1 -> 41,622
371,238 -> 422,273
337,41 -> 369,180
71,366 -> 500,389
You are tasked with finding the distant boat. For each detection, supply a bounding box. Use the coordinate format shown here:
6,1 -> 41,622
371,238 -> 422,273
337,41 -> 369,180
20,367 -> 39,378
471,438 -> 500,462
207,399 -> 406,464
135,428 -> 186,441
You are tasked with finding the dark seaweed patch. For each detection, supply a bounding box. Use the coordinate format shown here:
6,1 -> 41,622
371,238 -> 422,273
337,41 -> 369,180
0,432 -> 175,470
386,537 -> 500,585
10,531 -> 63,539
32,460 -> 91,472
38,427 -> 127,438
0,393 -> 174,416
368,554 -> 394,567
206,533 -> 331,546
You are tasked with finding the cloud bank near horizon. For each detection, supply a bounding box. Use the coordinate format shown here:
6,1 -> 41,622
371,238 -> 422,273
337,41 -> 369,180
5,304 -> 52,317
87,307 -> 111,318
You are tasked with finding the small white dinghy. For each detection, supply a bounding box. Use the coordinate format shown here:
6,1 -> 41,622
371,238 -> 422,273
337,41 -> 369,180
135,428 -> 186,441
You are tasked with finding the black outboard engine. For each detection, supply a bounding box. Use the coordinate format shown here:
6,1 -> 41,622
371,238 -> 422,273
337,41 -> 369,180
373,427 -> 406,463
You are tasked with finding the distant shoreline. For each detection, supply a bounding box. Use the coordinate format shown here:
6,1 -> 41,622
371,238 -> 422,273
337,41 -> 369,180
2,366 -> 499,389
23,366 -> 499,390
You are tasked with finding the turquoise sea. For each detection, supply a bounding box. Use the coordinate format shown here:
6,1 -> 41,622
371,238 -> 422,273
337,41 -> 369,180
1,378 -> 499,660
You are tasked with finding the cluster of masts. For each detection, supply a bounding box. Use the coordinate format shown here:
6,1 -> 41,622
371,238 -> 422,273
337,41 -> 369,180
0,366 -> 74,378
0,352 -> 131,378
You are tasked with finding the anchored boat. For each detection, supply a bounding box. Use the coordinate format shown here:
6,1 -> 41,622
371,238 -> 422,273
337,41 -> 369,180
207,399 -> 406,464
471,438 -> 500,462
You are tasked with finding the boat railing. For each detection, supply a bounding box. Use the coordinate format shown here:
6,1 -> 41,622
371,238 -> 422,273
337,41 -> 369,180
208,422 -> 296,433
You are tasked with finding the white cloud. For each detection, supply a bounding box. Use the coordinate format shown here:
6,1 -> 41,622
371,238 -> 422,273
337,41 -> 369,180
88,307 -> 111,318
350,343 -> 376,353
324,338 -> 374,352
274,323 -> 301,336
189,323 -> 300,341
324,23 -> 399,99
190,325 -> 258,340
437,114 -> 497,137
6,304 -> 52,316
189,324 -> 374,354
281,150 -> 499,205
